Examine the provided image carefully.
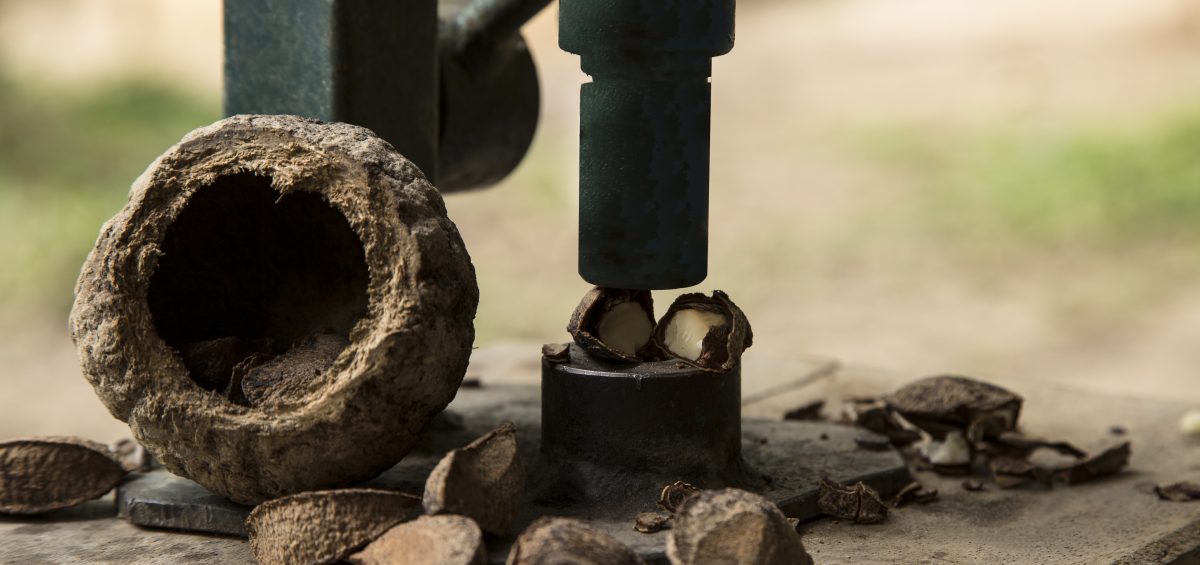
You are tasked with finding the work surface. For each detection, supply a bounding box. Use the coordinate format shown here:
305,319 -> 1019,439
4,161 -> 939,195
2,347 -> 1198,564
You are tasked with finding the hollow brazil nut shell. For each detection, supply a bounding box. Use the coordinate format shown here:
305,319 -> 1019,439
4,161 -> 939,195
69,115 -> 479,504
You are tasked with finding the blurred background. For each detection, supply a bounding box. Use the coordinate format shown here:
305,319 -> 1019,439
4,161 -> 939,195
2,0 -> 1200,442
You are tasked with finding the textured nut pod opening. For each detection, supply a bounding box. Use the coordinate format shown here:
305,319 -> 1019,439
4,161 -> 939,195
69,115 -> 479,504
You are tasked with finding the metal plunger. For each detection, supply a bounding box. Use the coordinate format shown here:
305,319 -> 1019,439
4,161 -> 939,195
561,0 -> 736,290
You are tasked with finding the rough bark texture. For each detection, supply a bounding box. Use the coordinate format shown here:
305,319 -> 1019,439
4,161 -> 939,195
507,517 -> 643,565
69,115 -> 479,504
0,437 -> 127,515
348,514 -> 486,565
667,489 -> 813,565
423,422 -> 524,535
246,488 -> 422,565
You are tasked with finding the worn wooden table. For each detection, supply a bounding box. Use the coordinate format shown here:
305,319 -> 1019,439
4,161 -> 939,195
2,347 -> 1198,564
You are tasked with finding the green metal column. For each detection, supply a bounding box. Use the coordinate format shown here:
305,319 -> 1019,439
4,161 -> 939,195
224,0 -> 439,180
561,0 -> 735,290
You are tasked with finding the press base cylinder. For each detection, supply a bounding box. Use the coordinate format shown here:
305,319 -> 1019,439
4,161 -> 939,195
540,344 -> 742,480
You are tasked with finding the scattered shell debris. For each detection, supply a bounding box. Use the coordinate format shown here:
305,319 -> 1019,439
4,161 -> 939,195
424,422 -> 524,536
245,488 -> 421,565
886,375 -> 1022,442
816,477 -> 888,525
1054,442 -> 1131,485
923,430 -> 971,466
508,517 -> 643,565
658,481 -> 702,514
1154,481 -> 1200,502
801,374 -> 1133,495
667,488 -> 814,565
892,481 -> 938,508
782,400 -> 825,421
634,511 -> 672,534
348,514 -> 485,565
0,436 -> 128,515
540,343 -> 571,364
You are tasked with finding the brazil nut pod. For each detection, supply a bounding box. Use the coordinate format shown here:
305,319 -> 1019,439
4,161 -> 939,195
70,115 -> 478,504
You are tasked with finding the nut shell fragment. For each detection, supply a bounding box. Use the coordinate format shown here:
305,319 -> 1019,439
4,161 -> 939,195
1154,481 -> 1200,502
541,343 -> 571,364
658,481 -> 701,514
634,511 -> 672,533
668,488 -> 813,565
348,514 -> 485,565
424,422 -> 524,536
508,517 -> 643,565
653,291 -> 753,373
0,437 -> 127,515
885,375 -> 1022,440
70,115 -> 479,504
1054,442 -> 1130,485
246,488 -> 421,565
817,477 -> 888,524
567,287 -> 655,362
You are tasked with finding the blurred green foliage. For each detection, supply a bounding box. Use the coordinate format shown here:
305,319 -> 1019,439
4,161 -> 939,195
855,110 -> 1200,255
0,74 -> 218,314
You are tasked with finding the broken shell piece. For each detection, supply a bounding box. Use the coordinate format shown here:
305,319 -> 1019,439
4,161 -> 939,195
634,511 -> 672,533
508,517 -> 643,565
246,488 -> 421,565
961,479 -> 985,492
653,291 -> 753,373
847,401 -> 922,447
567,287 -> 655,362
982,432 -> 1087,460
892,482 -> 938,508
1055,442 -> 1130,485
989,457 -> 1047,489
541,343 -> 571,364
348,514 -> 485,565
424,422 -> 524,536
923,430 -> 972,466
668,489 -> 813,565
0,437 -> 127,515
783,400 -> 825,422
241,333 -> 349,408
885,375 -> 1022,440
1154,481 -> 1200,502
658,481 -> 701,514
816,477 -> 888,525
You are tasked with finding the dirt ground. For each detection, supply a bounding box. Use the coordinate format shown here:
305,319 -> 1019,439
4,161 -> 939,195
2,0 -> 1200,443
